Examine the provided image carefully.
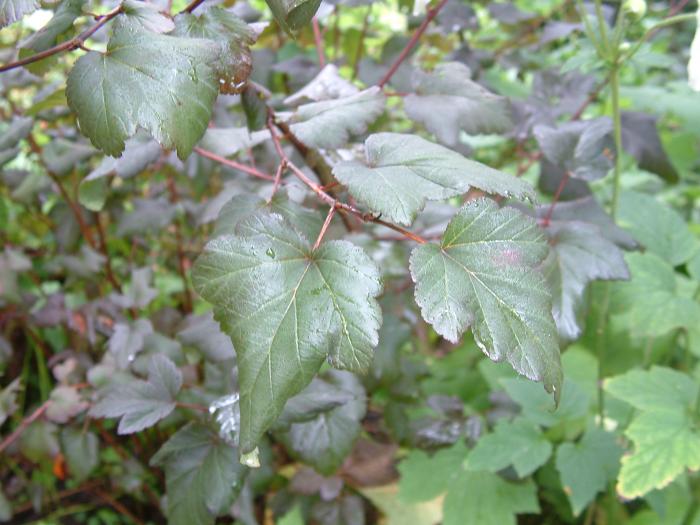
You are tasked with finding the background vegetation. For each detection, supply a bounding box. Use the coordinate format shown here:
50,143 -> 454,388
1,0 -> 699,523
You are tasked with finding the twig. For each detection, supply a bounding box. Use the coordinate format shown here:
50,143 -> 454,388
46,172 -> 98,250
175,401 -> 209,413
93,489 -> 145,525
0,401 -> 51,454
313,207 -> 336,250
312,17 -> 325,67
94,212 -> 123,293
0,5 -> 123,73
352,4 -> 372,80
166,174 -> 193,314
193,147 -> 275,181
377,0 -> 449,88
272,160 -> 287,197
181,0 -> 206,13
541,171 -> 571,226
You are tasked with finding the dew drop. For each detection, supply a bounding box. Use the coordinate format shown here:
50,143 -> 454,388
240,447 -> 260,468
265,247 -> 275,259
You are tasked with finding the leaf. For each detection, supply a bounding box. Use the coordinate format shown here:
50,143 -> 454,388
177,312 -> 236,362
191,212 -> 382,454
151,422 -> 247,525
398,440 -> 469,502
89,354 -> 182,434
113,267 -> 158,310
21,0 -> 85,59
610,252 -> 700,338
274,375 -> 356,430
264,0 -> 321,34
46,385 -> 88,423
278,371 -> 365,475
42,138 -> 97,175
617,191 -> 697,266
466,417 -> 552,477
282,87 -> 386,150
214,191 -> 322,241
539,216 -> 629,340
66,25 -> 220,159
108,318 -> 153,369
533,117 -> 614,181
443,471 -> 539,525
0,378 -> 20,426
120,0 -> 175,33
621,112 -> 679,183
409,199 -> 561,396
605,367 -> 700,499
285,64 -> 359,106
0,0 -> 38,28
555,427 -> 622,515
60,427 -> 99,482
0,116 -> 33,151
173,7 -> 255,94
361,484 -> 443,525
198,127 -> 270,157
116,197 -> 176,236
333,133 -> 536,226
404,62 -> 513,145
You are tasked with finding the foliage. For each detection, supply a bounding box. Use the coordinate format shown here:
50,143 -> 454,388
0,0 -> 699,523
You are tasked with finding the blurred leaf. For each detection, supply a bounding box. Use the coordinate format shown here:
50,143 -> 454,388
90,354 -> 182,434
404,62 -> 512,145
177,312 -> 236,361
278,371 -> 365,475
605,367 -> 700,499
151,422 -> 247,525
108,318 -> 153,369
283,87 -> 386,150
621,112 -> 679,183
398,440 -> 469,502
60,427 -> 99,482
264,0 -> 321,34
120,0 -> 175,33
617,191 -> 697,266
0,0 -> 38,28
361,484 -> 443,525
198,127 -> 269,157
0,378 -> 20,426
555,427 -> 622,516
534,118 -> 614,181
466,417 -> 552,477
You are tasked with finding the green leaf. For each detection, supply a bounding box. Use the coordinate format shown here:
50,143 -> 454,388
278,371 -> 365,475
177,312 -> 236,362
540,216 -> 629,340
605,367 -> 700,499
120,0 -> 175,33
192,212 -> 382,454
173,7 -> 255,95
108,318 -> 153,369
214,191 -> 322,241
617,191 -> 697,266
284,64 -> 358,106
404,62 -> 513,145
60,427 -> 99,482
151,422 -> 247,525
534,118 -> 614,181
361,484 -> 443,525
0,116 -> 33,151
0,378 -> 20,426
89,354 -> 182,434
555,427 -> 622,516
398,440 -> 469,502
409,199 -> 561,396
264,0 -> 321,34
19,0 -> 85,74
0,0 -> 38,28
621,112 -> 679,183
283,87 -> 386,150
333,133 -> 536,226
66,25 -> 220,159
466,417 -> 552,477
610,252 -> 700,337
442,471 -> 539,525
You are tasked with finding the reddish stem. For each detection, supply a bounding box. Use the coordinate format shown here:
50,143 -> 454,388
313,206 -> 336,250
194,147 -> 275,181
312,17 -> 326,67
0,401 -> 50,454
542,171 -> 571,227
377,0 -> 449,88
